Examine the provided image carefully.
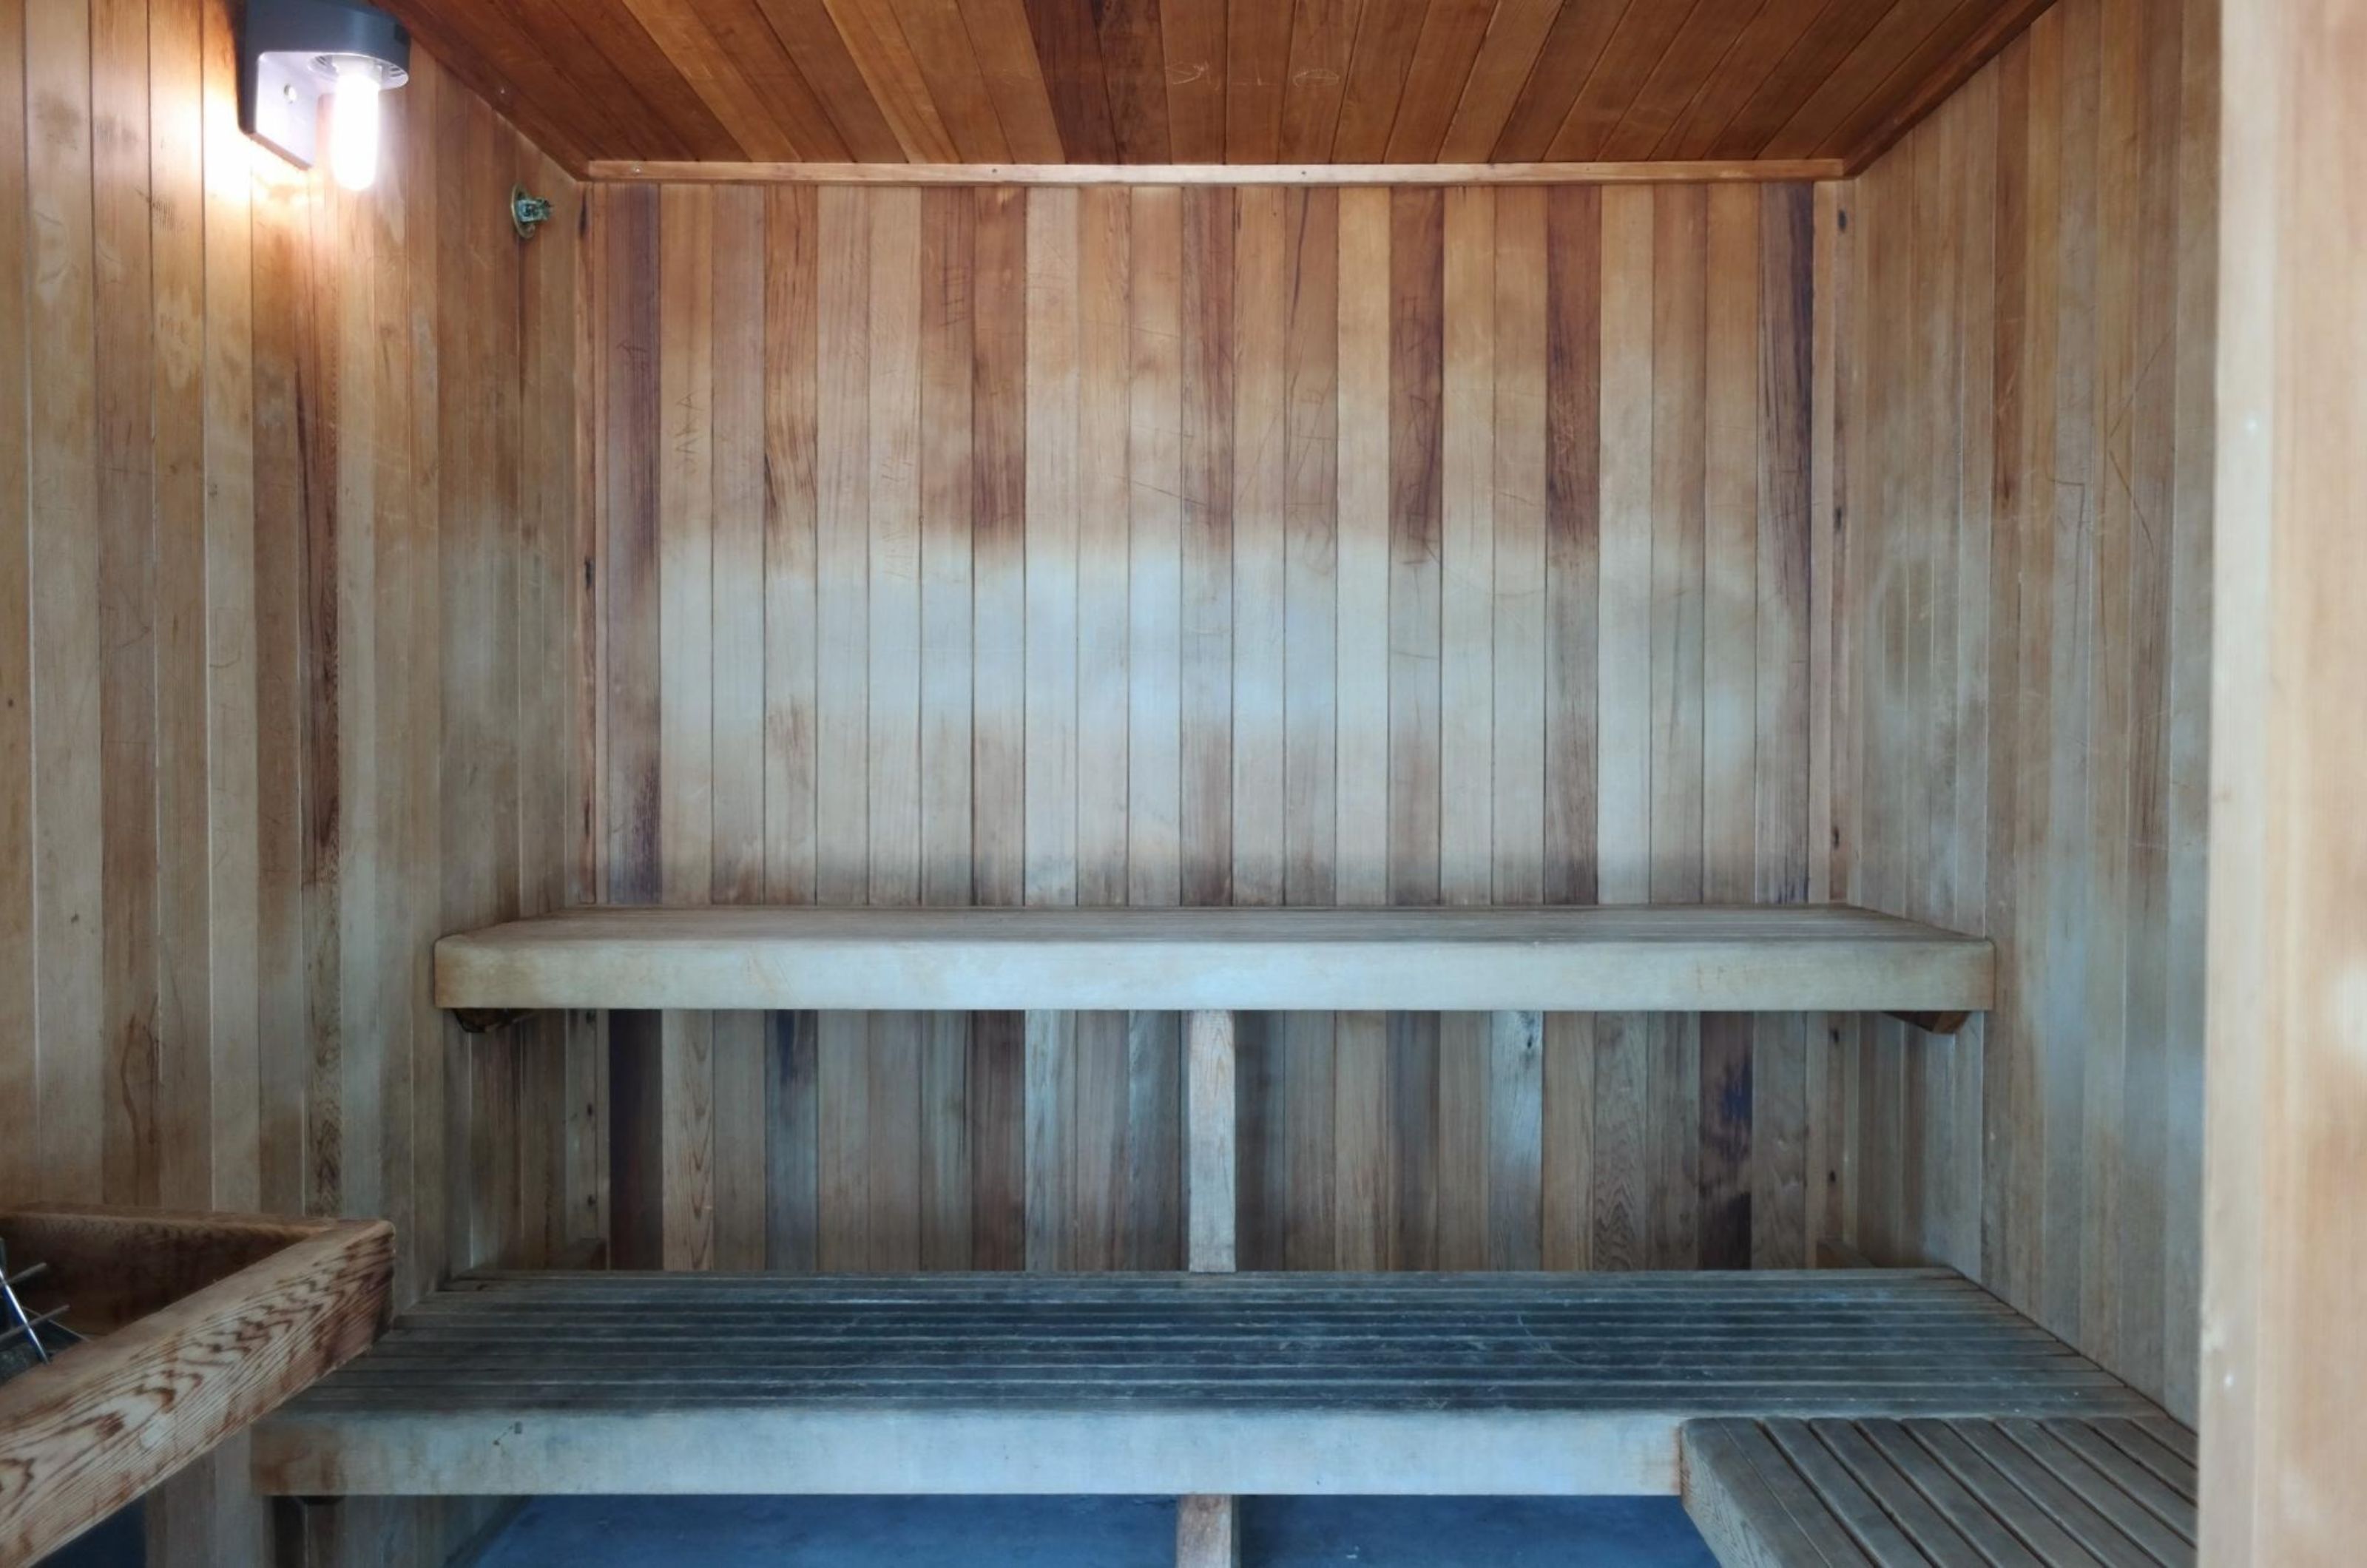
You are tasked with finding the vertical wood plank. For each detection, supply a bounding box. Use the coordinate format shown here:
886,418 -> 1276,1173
1127,185 -> 1183,908
1386,189 -> 1443,913
27,0 -> 104,1202
95,0 -> 159,1210
1335,189 -> 1391,910
868,186 -> 924,911
711,186 -> 766,905
765,184 -> 820,905
1438,186 -> 1493,909
1076,186 -> 1132,905
657,185 -> 716,1273
198,0 -> 258,1215
1024,188 -> 1080,908
920,187 -> 976,911
0,0 -> 33,1209
972,187 -> 1028,910
1186,1009 -> 1236,1272
1544,186 -> 1601,908
1229,187 -> 1286,909
816,186 -> 871,907
1492,187 -> 1547,908
1283,190 -> 1337,910
1178,188 -> 1234,908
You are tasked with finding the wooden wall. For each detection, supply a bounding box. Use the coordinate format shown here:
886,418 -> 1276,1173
1832,0 -> 2216,1422
584,178 -> 1841,1277
2204,0 -> 2367,1547
0,0 -> 580,1557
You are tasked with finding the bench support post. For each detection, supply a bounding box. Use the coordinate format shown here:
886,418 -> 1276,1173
1181,1009 -> 1240,1564
1185,1009 -> 1236,1274
1176,1493 -> 1241,1568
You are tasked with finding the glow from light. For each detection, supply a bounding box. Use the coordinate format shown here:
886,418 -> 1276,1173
328,65 -> 382,191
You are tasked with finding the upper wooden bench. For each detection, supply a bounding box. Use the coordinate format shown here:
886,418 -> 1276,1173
433,905 -> 1993,1016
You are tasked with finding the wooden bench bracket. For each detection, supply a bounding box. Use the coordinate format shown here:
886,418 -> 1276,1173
452,1007 -> 532,1035
1885,1008 -> 1971,1036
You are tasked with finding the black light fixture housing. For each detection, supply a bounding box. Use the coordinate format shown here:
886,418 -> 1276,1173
238,0 -> 411,178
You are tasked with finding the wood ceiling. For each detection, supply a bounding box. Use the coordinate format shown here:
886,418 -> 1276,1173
388,0 -> 2050,175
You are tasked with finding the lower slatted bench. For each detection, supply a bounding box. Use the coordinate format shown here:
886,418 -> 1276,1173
253,1270 -> 2159,1503
1680,1414 -> 2198,1567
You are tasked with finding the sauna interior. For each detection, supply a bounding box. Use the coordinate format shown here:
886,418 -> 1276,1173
0,0 -> 2356,1561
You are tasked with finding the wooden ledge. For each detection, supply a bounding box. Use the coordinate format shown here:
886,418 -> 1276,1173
433,904 -> 1993,1016
582,159 -> 1848,188
0,1206 -> 392,1564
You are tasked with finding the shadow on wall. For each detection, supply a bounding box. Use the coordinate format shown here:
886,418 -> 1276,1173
470,1495 -> 1718,1567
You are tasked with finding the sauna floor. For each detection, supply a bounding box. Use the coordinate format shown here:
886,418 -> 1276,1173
467,1496 -> 1721,1567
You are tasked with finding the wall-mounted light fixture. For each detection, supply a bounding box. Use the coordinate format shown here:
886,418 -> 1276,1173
239,0 -> 411,192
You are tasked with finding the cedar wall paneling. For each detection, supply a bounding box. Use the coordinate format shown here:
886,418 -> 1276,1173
586,182 -> 1837,1278
0,1 -> 581,1558
1834,0 -> 2215,1420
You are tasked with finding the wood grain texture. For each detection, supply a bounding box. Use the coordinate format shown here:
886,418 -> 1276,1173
438,905 -> 1993,1014
2204,0 -> 2364,1551
388,0 -> 2044,172
586,177 -> 1842,1282
1832,0 -> 2214,1425
0,15 -> 580,1564
253,1270 -> 2168,1498
0,1214 -> 393,1567
1680,1414 -> 2199,1568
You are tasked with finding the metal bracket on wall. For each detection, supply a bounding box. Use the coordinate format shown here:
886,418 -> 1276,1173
511,186 -> 553,240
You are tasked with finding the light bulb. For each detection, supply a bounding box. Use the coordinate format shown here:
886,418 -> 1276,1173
328,64 -> 381,192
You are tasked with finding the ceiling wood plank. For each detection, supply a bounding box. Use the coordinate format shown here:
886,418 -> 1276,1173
700,0 -> 863,160
1545,0 -> 1713,162
1277,0 -> 1368,161
817,0 -> 964,159
450,0 -> 692,160
1225,0 -> 1294,160
614,0 -> 803,158
1161,0 -> 1229,161
953,0 -> 1068,161
1436,0 -> 1570,163
1761,0 -> 1979,158
1652,0 -> 1840,160
542,0 -> 764,160
388,0 -> 606,168
1099,0 -> 1175,160
385,0 -> 2052,172
1712,0 -> 1908,157
1329,0 -> 1431,160
751,0 -> 913,160
1598,0 -> 1770,161
1485,0 -> 1632,161
1831,0 -> 2056,168
881,0 -> 1018,158
584,158 -> 1848,184
1024,0 -> 1122,160
1383,0 -> 1500,160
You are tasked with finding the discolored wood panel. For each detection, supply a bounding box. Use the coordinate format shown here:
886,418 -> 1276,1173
591,180 -> 1834,1280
